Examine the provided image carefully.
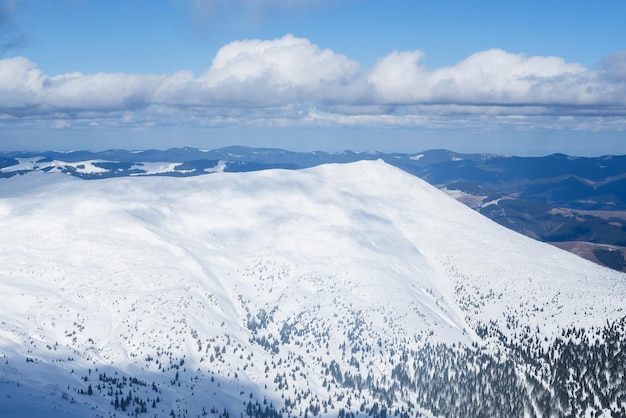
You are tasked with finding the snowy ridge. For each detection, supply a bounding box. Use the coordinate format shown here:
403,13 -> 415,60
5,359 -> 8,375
0,157 -> 113,174
0,161 -> 625,417
0,155 -> 227,178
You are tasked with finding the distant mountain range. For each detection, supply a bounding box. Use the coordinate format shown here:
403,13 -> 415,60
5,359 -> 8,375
2,146 -> 625,271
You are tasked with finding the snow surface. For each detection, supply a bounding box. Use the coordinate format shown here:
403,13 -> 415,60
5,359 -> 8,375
0,158 -> 112,175
0,157 -> 44,172
480,197 -> 506,208
129,162 -> 193,175
204,160 -> 227,173
0,160 -> 624,416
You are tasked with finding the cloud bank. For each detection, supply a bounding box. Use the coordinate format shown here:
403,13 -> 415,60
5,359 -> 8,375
1,35 -> 626,132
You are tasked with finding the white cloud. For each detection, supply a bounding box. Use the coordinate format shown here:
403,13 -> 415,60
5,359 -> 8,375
155,34 -> 361,106
0,56 -> 166,115
0,56 -> 45,108
368,48 -> 621,107
44,71 -> 165,111
203,34 -> 356,88
1,36 -> 626,134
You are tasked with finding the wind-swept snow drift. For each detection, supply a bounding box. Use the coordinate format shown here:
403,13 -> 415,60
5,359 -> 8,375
1,161 -> 625,417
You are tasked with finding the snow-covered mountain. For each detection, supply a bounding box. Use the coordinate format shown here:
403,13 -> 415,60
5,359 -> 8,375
3,146 -> 626,273
1,161 -> 625,417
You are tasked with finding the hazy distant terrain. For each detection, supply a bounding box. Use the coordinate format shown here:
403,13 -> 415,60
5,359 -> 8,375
2,146 -> 625,271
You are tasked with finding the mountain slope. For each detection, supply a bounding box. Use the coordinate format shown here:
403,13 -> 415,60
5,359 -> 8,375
1,161 -> 625,417
3,146 -> 626,272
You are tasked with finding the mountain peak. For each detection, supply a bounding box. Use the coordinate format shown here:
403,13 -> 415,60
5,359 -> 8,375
1,160 -> 625,417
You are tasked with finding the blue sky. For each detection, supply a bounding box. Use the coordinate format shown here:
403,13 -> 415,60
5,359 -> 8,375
1,0 -> 625,155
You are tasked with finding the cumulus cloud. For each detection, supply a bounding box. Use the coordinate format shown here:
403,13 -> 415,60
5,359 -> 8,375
368,48 -> 621,108
203,34 -> 356,87
0,56 -> 166,115
1,35 -> 626,133
0,56 -> 44,108
154,34 -> 362,106
44,72 -> 165,112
